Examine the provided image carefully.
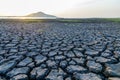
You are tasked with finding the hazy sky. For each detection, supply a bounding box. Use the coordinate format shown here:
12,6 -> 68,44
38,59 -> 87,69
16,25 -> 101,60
0,0 -> 120,18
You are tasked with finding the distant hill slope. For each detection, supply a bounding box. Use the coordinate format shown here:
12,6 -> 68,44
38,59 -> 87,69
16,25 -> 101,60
26,12 -> 56,17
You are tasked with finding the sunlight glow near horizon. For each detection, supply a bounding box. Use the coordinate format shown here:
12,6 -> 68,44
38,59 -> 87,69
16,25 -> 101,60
0,0 -> 120,18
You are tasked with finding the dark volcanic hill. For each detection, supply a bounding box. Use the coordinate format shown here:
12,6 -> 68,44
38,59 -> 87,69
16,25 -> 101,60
26,12 -> 56,17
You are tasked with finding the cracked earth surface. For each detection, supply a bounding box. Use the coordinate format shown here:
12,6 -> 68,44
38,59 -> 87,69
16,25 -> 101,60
0,21 -> 120,80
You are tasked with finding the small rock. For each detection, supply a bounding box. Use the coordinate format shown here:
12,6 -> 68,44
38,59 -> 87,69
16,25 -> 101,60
108,77 -> 120,80
26,52 -> 38,57
30,67 -> 49,80
95,57 -> 117,63
0,50 -> 6,56
10,74 -> 28,80
74,48 -> 85,52
65,77 -> 71,80
46,60 -> 56,68
65,51 -> 75,58
46,68 -> 65,80
27,62 -> 35,68
67,65 -> 87,73
68,60 -> 76,65
48,51 -> 57,57
41,49 -> 50,53
86,56 -> 95,60
34,55 -> 47,66
6,44 -> 16,47
73,72 -> 102,80
17,57 -> 32,67
7,67 -> 30,77
60,60 -> 68,68
58,51 -> 63,55
105,63 -> 120,77
72,58 -> 85,65
85,50 -> 99,57
73,50 -> 84,57
9,48 -> 18,53
0,61 -> 16,74
60,47 -> 69,51
55,55 -> 66,60
114,51 -> 120,59
101,52 -> 112,58
8,55 -> 24,62
87,60 -> 102,73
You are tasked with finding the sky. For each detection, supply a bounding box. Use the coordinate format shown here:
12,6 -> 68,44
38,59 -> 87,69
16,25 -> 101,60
0,0 -> 120,18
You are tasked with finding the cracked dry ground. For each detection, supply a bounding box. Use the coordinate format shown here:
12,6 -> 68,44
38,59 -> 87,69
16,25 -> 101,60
0,21 -> 120,80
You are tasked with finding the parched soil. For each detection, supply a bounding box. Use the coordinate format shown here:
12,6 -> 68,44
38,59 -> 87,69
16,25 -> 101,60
0,21 -> 120,80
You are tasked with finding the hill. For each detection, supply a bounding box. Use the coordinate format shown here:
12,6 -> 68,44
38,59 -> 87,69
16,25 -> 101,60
26,12 -> 56,18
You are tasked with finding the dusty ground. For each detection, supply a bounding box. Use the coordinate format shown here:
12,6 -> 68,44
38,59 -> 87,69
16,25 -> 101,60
0,21 -> 120,80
